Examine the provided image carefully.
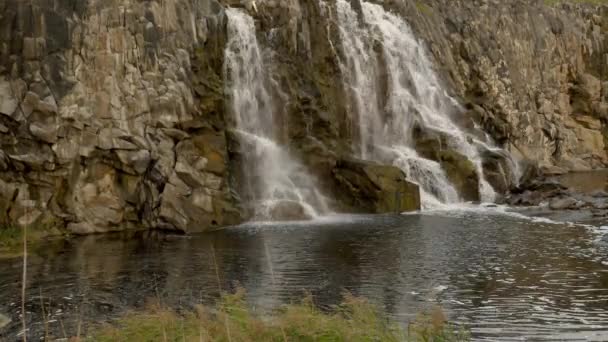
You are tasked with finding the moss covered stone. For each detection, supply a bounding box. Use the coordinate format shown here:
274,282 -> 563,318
333,159 -> 421,213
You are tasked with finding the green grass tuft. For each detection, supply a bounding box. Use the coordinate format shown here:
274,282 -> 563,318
88,290 -> 469,341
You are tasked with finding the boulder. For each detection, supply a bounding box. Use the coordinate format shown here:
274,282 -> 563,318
590,198 -> 608,210
481,149 -> 514,194
570,73 -> 602,116
413,127 -> 480,201
436,150 -> 480,202
0,78 -> 19,117
116,150 -> 152,175
332,159 -> 420,213
591,190 -> 608,198
265,200 -> 314,221
549,197 -> 579,210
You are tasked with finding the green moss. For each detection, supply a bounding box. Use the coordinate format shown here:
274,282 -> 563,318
88,290 -> 469,341
0,226 -> 24,254
0,223 -> 65,258
415,1 -> 433,16
437,150 -> 480,202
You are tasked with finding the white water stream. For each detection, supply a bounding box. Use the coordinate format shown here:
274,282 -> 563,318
336,0 -> 507,208
224,8 -> 328,220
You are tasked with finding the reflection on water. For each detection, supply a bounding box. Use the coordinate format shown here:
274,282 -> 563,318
1,212 -> 608,340
554,169 -> 608,194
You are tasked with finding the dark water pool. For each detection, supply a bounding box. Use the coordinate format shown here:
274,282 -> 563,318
1,209 -> 608,341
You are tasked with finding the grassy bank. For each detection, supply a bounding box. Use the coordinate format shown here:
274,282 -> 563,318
0,225 -> 62,258
88,290 -> 469,341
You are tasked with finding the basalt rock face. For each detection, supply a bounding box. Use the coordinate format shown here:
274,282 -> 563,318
3,0 -> 608,233
0,0 -> 241,233
390,0 -> 608,175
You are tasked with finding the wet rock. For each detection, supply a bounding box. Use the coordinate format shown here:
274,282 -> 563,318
266,200 -> 313,221
549,197 -> 579,210
437,150 -> 480,202
332,159 -> 420,213
412,127 -> 480,201
481,149 -> 514,194
68,222 -> 103,235
590,198 -> 608,210
158,175 -> 192,231
512,179 -> 567,196
592,210 -> 608,218
591,190 -> 608,198
506,176 -> 572,206
517,160 -> 541,187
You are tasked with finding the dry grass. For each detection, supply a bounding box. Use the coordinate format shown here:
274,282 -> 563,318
21,223 -> 28,342
544,0 -> 608,5
87,290 -> 469,342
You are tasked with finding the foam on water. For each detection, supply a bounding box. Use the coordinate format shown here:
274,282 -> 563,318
406,201 -> 586,226
413,202 -> 608,259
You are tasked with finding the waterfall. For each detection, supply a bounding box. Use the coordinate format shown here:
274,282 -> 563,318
224,8 -> 329,220
336,0 -> 506,208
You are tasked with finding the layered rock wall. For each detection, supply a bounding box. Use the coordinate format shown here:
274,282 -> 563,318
0,0 -> 241,233
3,0 -> 608,233
392,0 -> 608,174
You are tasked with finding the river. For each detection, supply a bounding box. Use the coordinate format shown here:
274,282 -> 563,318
1,207 -> 607,340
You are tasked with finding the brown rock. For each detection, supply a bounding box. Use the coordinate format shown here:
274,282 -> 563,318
333,159 -> 420,213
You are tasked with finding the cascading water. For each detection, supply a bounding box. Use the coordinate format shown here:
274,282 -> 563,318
224,8 -> 329,220
336,0 -> 510,208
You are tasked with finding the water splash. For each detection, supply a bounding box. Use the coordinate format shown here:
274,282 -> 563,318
335,0 -> 515,207
376,145 -> 460,208
224,9 -> 328,220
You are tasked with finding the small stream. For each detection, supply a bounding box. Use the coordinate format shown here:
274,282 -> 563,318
1,209 -> 608,341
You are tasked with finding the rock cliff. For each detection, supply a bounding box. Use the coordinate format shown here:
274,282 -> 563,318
1,0 -> 608,233
396,0 -> 608,174
0,0 -> 240,233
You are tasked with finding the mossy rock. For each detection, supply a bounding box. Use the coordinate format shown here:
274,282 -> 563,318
481,149 -> 515,194
413,127 -> 480,201
437,150 -> 480,202
332,158 -> 420,213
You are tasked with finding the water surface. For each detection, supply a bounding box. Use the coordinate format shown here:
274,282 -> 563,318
1,210 -> 607,341
554,169 -> 608,194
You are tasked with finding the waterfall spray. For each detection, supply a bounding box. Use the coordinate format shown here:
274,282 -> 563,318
224,8 -> 329,220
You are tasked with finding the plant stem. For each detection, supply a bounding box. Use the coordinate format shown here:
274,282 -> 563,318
21,223 -> 28,342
